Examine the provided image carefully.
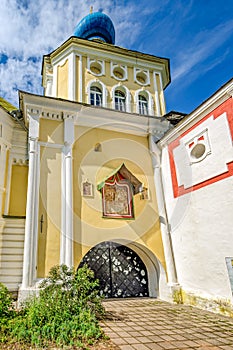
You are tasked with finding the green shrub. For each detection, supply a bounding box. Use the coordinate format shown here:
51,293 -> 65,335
0,282 -> 16,343
10,264 -> 105,348
0,282 -> 15,319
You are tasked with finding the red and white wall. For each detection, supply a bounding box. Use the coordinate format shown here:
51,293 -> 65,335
159,80 -> 233,307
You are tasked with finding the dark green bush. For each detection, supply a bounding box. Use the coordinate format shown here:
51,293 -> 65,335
0,282 -> 15,319
2,265 -> 105,348
0,282 -> 16,343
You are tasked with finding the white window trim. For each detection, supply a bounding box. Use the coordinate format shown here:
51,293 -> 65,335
134,68 -> 150,86
135,89 -> 154,116
86,79 -> 107,107
87,57 -> 105,76
111,84 -> 131,112
110,62 -> 128,81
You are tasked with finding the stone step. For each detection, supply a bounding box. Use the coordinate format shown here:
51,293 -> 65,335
0,218 -> 25,291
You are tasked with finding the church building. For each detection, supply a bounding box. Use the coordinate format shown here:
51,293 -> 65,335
0,10 -> 233,314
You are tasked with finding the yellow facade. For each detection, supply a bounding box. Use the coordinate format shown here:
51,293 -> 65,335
57,59 -> 69,100
55,55 -> 166,113
38,145 -> 62,276
36,29 -> 171,284
1,149 -> 9,215
43,37 -> 170,117
0,14 -> 172,297
36,118 -> 166,276
72,126 -> 165,269
8,165 -> 28,216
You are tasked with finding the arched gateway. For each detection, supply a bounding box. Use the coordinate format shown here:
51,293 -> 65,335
79,241 -> 149,298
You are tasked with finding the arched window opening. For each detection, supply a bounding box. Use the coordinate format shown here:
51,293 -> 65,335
138,94 -> 148,115
115,90 -> 126,112
90,86 -> 102,106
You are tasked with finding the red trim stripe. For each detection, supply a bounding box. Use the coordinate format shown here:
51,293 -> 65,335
168,97 -> 233,198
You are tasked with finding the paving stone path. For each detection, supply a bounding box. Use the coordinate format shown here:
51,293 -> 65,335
101,298 -> 233,350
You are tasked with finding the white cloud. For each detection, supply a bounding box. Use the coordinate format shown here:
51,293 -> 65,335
0,0 -> 232,112
172,19 -> 233,82
0,0 -> 149,106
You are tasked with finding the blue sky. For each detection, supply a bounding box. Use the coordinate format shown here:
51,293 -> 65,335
0,0 -> 233,114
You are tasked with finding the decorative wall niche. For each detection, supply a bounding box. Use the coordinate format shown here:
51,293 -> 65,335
134,68 -> 150,86
185,129 -> 211,164
97,163 -> 142,219
111,62 -> 127,81
87,58 -> 105,76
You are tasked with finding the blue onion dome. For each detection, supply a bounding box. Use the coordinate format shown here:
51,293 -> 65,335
74,11 -> 115,45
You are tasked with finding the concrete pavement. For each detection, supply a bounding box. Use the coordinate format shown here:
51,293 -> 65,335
101,298 -> 233,350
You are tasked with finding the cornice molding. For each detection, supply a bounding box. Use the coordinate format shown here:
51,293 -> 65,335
48,37 -> 169,67
20,92 -> 170,138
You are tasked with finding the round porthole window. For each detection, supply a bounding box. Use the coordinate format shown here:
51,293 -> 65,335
136,71 -> 148,85
113,66 -> 125,80
190,143 -> 206,159
90,62 -> 102,75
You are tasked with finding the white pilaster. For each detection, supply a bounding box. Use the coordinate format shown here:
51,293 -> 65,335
78,55 -> 83,103
22,108 -> 40,289
61,113 -> 74,267
68,53 -> 76,101
0,144 -> 7,213
158,72 -> 166,115
153,72 -> 161,116
45,76 -> 53,97
60,150 -> 66,265
52,64 -> 58,98
149,134 -> 178,286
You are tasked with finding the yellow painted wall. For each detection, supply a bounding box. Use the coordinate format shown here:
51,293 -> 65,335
39,119 -> 63,144
8,165 -> 28,216
37,145 -> 61,277
1,150 -> 9,214
69,54 -> 167,114
36,118 -> 166,279
57,59 -> 69,100
72,126 -> 166,270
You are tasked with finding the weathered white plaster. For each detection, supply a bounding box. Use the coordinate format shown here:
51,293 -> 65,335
173,113 -> 233,189
160,105 -> 233,303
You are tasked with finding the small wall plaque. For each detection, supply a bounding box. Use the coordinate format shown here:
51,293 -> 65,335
82,181 -> 93,197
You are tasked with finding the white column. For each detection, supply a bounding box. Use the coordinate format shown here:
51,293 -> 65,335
52,64 -> 58,98
22,109 -> 40,289
68,53 -> 76,101
149,134 -> 178,285
64,143 -> 73,267
153,72 -> 161,116
158,72 -> 166,115
78,55 -> 83,103
60,150 -> 66,265
0,144 -> 7,213
45,76 -> 53,97
61,113 -> 74,267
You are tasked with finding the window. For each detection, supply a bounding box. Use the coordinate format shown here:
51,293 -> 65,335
138,95 -> 148,115
115,90 -> 126,111
90,86 -> 102,106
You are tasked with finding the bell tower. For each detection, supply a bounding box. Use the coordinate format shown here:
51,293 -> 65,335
42,10 -> 170,116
